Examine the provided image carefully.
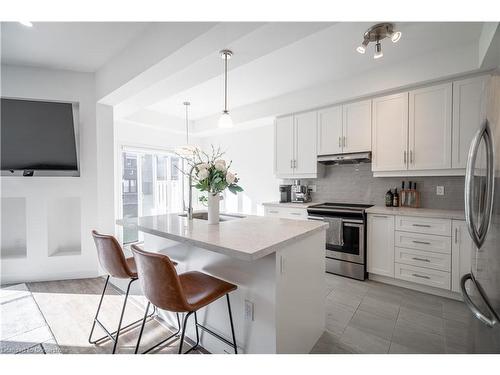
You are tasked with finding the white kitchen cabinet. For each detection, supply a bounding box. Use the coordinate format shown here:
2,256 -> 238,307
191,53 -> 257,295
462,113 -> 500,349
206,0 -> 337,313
371,92 -> 409,172
275,111 -> 317,178
409,82 -> 453,170
264,206 -> 308,220
317,105 -> 343,155
342,100 -> 372,153
367,214 -> 395,277
451,220 -> 473,293
452,75 -> 489,169
275,115 -> 294,176
294,111 -> 318,176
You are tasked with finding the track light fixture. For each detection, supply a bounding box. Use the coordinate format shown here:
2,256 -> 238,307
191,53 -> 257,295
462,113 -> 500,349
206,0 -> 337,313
356,23 -> 401,59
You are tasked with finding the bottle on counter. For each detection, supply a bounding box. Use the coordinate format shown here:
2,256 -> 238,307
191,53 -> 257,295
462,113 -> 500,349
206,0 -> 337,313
393,188 -> 399,207
401,181 -> 407,207
385,189 -> 393,207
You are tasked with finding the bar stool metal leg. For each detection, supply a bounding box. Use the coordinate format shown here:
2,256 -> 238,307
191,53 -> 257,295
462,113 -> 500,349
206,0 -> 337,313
184,312 -> 200,354
135,306 -> 182,354
89,276 -> 157,353
178,312 -> 194,354
226,294 -> 238,354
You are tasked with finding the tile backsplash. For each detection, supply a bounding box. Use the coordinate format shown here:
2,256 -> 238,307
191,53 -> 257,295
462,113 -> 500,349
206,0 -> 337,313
296,163 -> 465,211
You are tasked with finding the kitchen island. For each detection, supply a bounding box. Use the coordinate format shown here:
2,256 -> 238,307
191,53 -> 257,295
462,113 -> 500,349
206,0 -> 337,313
117,213 -> 327,354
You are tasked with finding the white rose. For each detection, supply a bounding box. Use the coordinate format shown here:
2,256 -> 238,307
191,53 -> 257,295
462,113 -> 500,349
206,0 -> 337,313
197,163 -> 209,171
226,171 -> 236,184
197,168 -> 209,180
214,159 -> 226,171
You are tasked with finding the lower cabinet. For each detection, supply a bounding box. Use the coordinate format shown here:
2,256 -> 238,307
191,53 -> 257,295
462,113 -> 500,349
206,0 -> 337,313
368,213 -> 471,294
367,214 -> 395,277
264,206 -> 308,220
451,220 -> 473,293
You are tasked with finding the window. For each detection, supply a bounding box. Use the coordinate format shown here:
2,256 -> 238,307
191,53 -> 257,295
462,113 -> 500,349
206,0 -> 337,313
121,149 -> 185,244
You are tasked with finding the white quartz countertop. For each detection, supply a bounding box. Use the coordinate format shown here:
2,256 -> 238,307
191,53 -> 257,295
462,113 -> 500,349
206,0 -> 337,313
262,201 -> 323,209
366,206 -> 465,220
117,213 -> 328,261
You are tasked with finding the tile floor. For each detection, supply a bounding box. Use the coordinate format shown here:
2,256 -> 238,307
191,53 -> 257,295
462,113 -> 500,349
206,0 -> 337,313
2,274 -> 499,354
311,273 -> 500,354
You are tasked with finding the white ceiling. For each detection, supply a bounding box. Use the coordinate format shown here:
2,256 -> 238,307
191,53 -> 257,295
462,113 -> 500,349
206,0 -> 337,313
1,22 -> 150,72
145,22 -> 484,122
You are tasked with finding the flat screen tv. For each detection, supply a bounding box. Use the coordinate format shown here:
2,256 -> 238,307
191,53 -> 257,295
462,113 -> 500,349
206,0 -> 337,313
1,98 -> 79,176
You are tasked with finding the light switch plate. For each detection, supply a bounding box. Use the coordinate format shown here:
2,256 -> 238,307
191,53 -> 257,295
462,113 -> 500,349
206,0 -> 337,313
436,186 -> 445,196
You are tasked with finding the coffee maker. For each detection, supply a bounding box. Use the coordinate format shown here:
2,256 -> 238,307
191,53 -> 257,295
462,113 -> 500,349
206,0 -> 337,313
291,180 -> 311,203
279,185 -> 292,203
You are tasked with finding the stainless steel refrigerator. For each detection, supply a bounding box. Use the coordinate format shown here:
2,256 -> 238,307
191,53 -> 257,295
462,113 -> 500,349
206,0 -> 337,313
461,73 -> 500,352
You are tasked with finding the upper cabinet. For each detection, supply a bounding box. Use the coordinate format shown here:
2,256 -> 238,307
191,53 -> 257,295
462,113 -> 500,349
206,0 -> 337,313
342,100 -> 372,153
409,82 -> 452,170
317,105 -> 342,155
452,76 -> 489,169
275,111 -> 317,178
275,116 -> 295,176
317,100 -> 371,156
372,92 -> 409,172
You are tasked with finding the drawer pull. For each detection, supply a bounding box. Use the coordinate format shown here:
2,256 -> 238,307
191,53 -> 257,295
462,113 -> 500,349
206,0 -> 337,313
269,210 -> 279,214
412,257 -> 430,262
412,273 -> 431,279
412,240 -> 431,245
373,215 -> 388,218
412,224 -> 431,228
290,212 -> 301,216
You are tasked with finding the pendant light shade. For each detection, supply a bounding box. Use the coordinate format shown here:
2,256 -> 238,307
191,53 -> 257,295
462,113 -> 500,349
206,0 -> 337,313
218,49 -> 234,128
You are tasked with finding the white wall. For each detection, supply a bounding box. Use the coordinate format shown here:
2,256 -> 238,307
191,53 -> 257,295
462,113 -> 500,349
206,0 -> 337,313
199,124 -> 280,215
1,64 -> 99,283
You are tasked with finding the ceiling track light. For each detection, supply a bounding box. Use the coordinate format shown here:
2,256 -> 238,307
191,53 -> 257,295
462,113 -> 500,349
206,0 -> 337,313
356,23 -> 401,59
218,49 -> 234,129
19,21 -> 33,27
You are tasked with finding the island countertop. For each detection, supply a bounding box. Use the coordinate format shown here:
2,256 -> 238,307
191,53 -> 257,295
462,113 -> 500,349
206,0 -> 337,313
117,213 -> 328,261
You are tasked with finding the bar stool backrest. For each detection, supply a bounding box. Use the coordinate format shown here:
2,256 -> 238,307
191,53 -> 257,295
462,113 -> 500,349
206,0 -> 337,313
92,230 -> 135,279
131,245 -> 190,312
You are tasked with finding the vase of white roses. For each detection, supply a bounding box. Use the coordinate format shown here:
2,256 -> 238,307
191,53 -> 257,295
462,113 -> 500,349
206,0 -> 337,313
183,146 -> 243,224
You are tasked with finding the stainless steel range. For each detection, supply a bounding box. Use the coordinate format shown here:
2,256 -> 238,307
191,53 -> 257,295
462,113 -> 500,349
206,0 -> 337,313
307,203 -> 373,280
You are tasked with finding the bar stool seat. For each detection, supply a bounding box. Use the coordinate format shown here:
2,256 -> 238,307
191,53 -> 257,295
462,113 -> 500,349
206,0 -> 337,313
180,271 -> 237,311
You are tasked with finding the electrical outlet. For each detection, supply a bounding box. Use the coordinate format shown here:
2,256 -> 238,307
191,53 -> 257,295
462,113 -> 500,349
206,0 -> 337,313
244,300 -> 254,321
436,186 -> 445,196
308,184 -> 317,193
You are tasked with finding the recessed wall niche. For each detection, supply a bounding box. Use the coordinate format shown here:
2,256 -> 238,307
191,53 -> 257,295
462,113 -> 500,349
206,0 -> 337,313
47,197 -> 82,257
1,197 -> 27,259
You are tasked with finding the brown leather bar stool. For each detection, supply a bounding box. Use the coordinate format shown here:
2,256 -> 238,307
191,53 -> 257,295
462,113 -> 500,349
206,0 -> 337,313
89,230 -> 179,354
131,244 -> 238,354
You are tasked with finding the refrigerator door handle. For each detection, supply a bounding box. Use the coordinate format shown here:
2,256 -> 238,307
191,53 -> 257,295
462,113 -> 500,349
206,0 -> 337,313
461,273 -> 499,327
465,120 -> 495,248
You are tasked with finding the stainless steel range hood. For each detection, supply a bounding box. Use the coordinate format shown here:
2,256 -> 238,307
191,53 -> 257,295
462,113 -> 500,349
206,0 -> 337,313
317,152 -> 371,165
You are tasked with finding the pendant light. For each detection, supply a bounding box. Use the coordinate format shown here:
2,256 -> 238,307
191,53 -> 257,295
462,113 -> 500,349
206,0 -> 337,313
218,49 -> 234,128
176,101 -> 197,155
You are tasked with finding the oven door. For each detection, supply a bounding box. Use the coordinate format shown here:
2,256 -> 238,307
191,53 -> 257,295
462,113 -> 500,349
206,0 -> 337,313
325,218 -> 364,264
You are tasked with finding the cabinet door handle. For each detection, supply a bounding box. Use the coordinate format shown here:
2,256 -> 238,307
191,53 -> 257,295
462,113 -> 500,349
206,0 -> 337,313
412,273 -> 431,279
412,224 -> 431,228
410,150 -> 413,163
413,240 -> 431,245
343,136 -> 346,148
338,136 -> 341,148
455,227 -> 459,244
404,150 -> 407,164
373,215 -> 388,218
294,160 -> 297,169
412,257 -> 431,262
290,160 -> 293,169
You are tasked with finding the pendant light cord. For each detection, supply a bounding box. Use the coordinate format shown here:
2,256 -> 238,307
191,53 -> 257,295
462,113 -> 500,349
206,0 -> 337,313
224,53 -> 228,113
